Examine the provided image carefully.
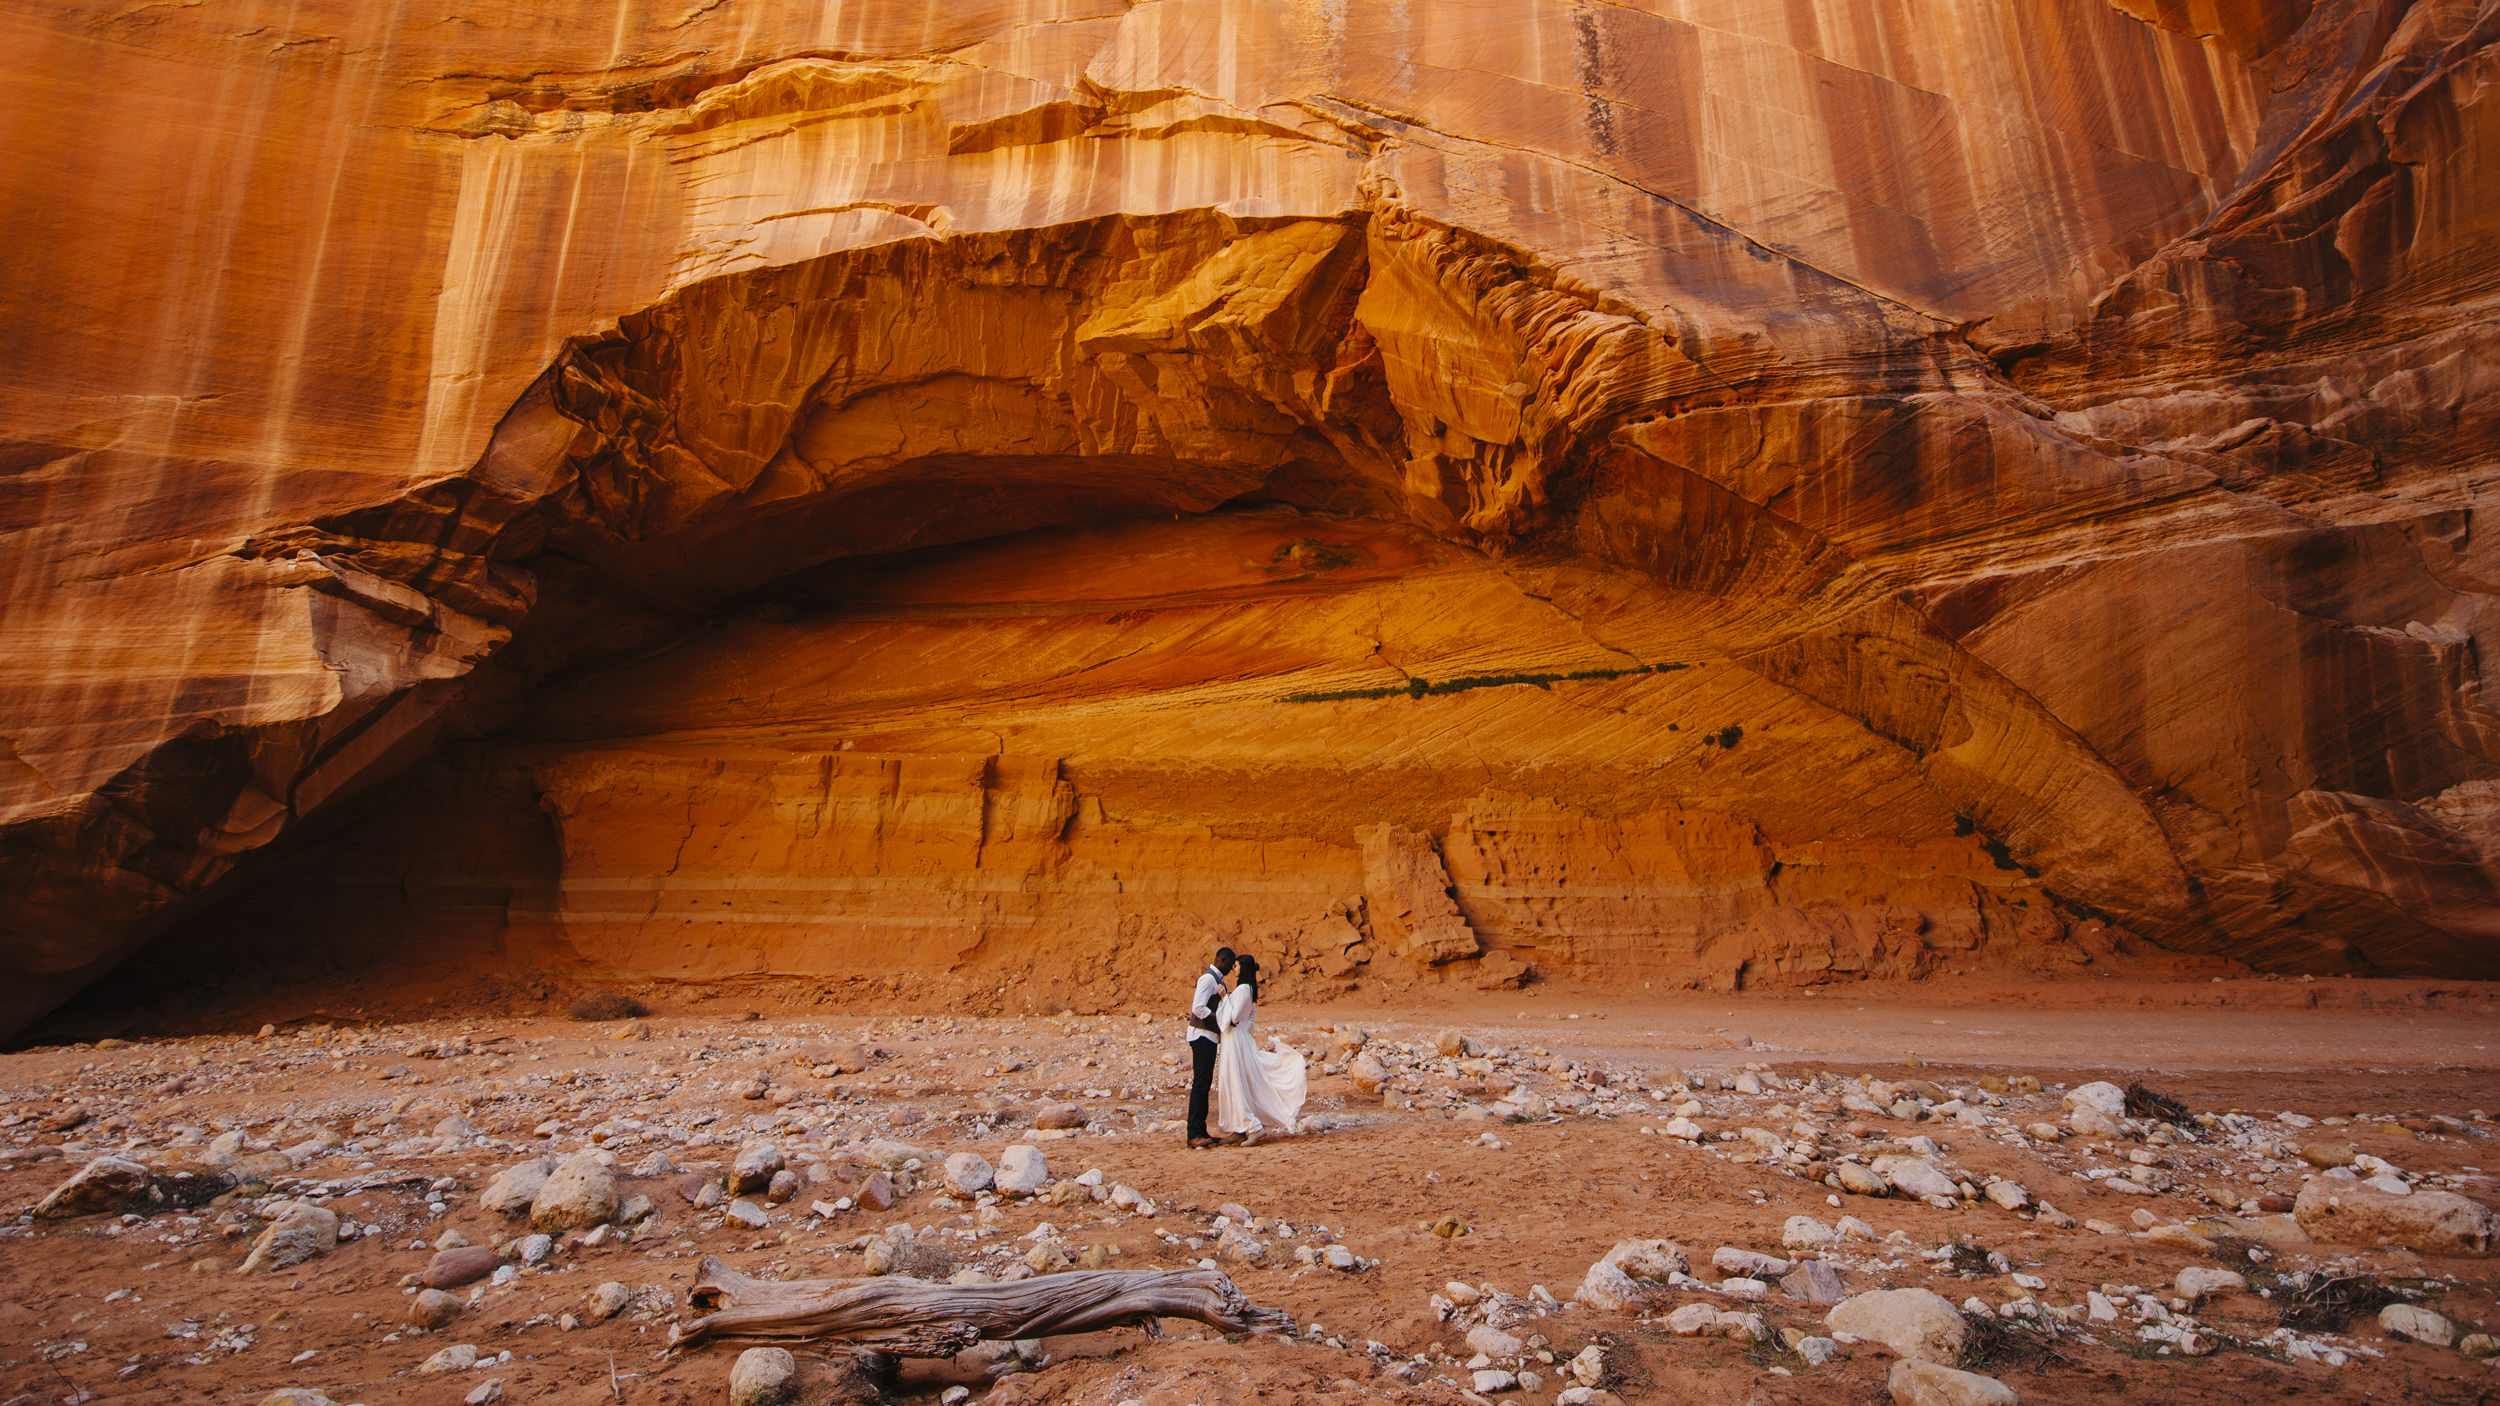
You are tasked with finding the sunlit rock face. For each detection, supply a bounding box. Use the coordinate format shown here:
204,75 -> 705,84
5,0 -> 2499,1034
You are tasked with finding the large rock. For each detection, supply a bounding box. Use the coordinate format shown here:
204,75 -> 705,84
728,1346 -> 798,1406
31,1156 -> 233,1218
994,1145 -> 1049,1196
1827,1288 -> 1969,1364
238,1201 -> 340,1274
1872,1156 -> 1958,1201
2063,1082 -> 2127,1120
1888,1360 -> 2019,1406
2294,1180 -> 2495,1256
2378,1303 -> 2457,1347
424,1245 -> 501,1288
7,0 -> 2500,1043
31,1156 -> 152,1218
530,1152 -> 620,1231
942,1152 -> 995,1197
731,1141 -> 785,1195
1599,1239 -> 1689,1281
479,1158 -> 558,1217
1575,1260 -> 1647,1314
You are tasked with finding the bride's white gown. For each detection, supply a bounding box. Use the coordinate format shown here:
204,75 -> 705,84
1210,985 -> 1307,1136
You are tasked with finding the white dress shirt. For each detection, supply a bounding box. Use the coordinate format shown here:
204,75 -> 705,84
1187,965 -> 1225,1044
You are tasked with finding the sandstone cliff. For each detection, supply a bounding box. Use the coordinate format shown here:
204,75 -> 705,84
5,0 -> 2498,1034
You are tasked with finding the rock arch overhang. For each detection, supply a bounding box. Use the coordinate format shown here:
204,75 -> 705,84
5,0 -> 2500,1036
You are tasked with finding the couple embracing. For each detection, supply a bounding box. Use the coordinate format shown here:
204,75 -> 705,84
1183,946 -> 1308,1148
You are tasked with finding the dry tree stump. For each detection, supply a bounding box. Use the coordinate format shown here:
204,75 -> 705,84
671,1255 -> 1295,1358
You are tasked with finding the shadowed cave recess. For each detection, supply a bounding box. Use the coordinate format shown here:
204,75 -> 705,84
7,0 -> 2500,1039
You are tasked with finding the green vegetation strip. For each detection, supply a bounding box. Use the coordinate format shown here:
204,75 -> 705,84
1281,662 -> 1687,704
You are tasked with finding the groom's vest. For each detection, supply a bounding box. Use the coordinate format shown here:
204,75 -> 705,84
1187,965 -> 1222,1036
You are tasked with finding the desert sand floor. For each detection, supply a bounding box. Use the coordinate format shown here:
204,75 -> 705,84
3,977 -> 2496,1405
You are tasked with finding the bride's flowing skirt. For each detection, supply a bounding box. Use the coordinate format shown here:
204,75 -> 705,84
1211,1013 -> 1307,1135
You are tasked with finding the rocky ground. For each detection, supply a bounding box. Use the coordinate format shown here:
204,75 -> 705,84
2,982 -> 2497,1406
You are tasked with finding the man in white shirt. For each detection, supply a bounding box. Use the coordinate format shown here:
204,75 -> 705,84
1185,947 -> 1237,1148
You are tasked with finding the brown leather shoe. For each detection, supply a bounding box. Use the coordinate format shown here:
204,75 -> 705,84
1187,1136 -> 1218,1149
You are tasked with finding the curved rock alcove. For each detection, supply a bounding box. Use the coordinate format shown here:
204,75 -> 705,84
6,0 -> 2500,1035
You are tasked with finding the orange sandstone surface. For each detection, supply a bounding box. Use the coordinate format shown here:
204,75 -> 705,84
7,0 -> 2500,1034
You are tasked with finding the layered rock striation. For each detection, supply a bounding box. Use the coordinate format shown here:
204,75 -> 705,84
4,0 -> 2499,1032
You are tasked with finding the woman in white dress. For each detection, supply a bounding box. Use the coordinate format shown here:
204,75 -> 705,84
1211,955 -> 1307,1142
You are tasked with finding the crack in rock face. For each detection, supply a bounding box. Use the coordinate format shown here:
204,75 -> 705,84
4,0 -> 2499,1035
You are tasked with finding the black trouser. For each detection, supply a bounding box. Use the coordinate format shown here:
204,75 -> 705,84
1186,1035 -> 1219,1139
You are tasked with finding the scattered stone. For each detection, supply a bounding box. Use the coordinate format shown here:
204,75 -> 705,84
2298,1142 -> 2358,1169
1888,1358 -> 2019,1406
1347,1052 -> 1389,1094
2175,1267 -> 2246,1302
2459,1332 -> 2498,1359
408,1288 -> 463,1329
732,1141 -> 785,1195
1662,1117 -> 1706,1142
619,1193 -> 655,1224
995,1144 -> 1048,1196
1783,1215 -> 1836,1249
424,1245 -> 500,1288
1795,1335 -> 1842,1365
725,1199 -> 769,1229
1872,1156 -> 1958,1200
33,1156 -> 160,1219
1836,1163 -> 1889,1197
765,1170 -> 800,1205
2068,1105 -> 2123,1138
854,1170 -> 897,1212
943,1152 -> 995,1196
2378,1303 -> 2457,1348
1714,1311 -> 1769,1344
2294,1179 -> 2495,1255
1836,1215 -> 1879,1241
1576,1260 -> 1648,1313
419,1343 -> 480,1373
464,1380 -> 504,1406
1034,1103 -> 1086,1130
2064,1082 -> 2126,1119
1983,1180 -> 2029,1212
632,1150 -> 676,1178
1712,1246 -> 1790,1277
1473,1369 -> 1519,1393
1667,1303 -> 1720,1335
257,1391 -> 337,1406
1600,1238 -> 1689,1280
479,1157 -> 557,1217
1826,1288 -> 1970,1364
530,1152 -> 619,1232
514,1232 -> 555,1266
2142,1224 -> 2212,1252
1466,1324 -> 1524,1357
728,1345 -> 798,1406
1781,1260 -> 1846,1303
576,1281 -> 633,1323
238,1201 -> 339,1274
1567,1343 -> 1606,1385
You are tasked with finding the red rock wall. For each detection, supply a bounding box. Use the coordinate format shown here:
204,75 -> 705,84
5,0 -> 2498,1033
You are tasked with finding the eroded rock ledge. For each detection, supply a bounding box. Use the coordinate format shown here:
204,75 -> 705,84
5,0 -> 2499,1034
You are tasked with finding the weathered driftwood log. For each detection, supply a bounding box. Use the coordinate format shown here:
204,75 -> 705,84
670,1256 -> 1294,1354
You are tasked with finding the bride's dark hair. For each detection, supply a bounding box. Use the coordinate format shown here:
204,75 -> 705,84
1235,953 -> 1260,1000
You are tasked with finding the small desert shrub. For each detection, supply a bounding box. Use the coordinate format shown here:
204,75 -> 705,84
567,991 -> 649,1022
